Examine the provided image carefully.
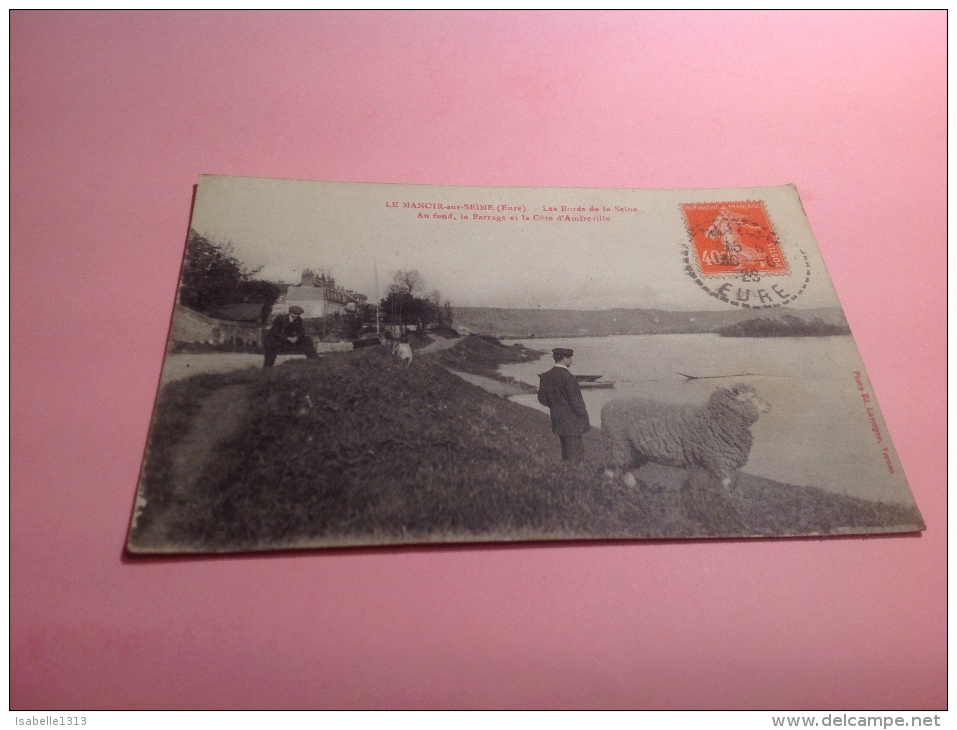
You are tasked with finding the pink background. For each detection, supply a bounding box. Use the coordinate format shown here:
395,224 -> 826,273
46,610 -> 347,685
11,11 -> 945,709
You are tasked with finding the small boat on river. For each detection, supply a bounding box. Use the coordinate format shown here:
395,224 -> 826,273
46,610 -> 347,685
576,374 -> 615,389
534,373 -> 615,394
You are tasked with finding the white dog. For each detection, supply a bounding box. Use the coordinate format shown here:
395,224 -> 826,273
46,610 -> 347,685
391,342 -> 413,366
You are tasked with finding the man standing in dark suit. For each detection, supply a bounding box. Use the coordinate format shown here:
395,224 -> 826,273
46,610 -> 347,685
263,305 -> 319,367
537,347 -> 590,461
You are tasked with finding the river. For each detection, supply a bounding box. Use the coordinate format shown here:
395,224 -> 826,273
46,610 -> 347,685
500,334 -> 914,505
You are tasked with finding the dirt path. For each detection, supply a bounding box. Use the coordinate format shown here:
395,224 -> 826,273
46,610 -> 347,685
132,381 -> 252,548
417,336 -> 463,354
446,369 -> 531,398
170,383 -> 250,496
160,346 -> 350,386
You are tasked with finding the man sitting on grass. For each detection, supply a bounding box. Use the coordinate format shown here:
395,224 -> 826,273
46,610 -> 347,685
263,305 -> 319,367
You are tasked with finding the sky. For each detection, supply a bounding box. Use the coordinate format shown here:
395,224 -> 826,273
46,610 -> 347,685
187,175 -> 841,312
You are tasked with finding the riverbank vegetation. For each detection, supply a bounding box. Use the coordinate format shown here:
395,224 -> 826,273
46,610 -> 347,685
717,314 -> 852,338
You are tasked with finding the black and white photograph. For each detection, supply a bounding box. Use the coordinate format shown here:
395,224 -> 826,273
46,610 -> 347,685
127,176 -> 924,554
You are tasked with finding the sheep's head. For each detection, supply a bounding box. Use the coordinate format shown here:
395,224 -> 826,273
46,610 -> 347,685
710,384 -> 771,423
730,383 -> 771,413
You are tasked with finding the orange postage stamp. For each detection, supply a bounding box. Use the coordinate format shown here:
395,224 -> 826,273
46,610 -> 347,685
681,201 -> 789,276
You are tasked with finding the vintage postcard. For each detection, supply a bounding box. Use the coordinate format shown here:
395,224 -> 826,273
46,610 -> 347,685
127,176 -> 924,554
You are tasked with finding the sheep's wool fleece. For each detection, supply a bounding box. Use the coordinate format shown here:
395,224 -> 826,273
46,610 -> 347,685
600,387 -> 762,477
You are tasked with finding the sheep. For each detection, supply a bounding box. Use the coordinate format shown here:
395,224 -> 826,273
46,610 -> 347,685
600,383 -> 771,490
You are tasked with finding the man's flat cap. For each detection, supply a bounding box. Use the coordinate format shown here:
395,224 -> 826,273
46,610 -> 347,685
552,347 -> 574,359
288,306 -> 305,314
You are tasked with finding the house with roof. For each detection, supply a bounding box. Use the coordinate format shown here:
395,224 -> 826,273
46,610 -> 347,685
277,270 -> 368,319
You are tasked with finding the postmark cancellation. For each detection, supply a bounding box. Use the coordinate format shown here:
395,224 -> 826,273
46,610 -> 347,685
681,201 -> 810,309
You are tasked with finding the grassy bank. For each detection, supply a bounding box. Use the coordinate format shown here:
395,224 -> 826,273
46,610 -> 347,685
129,337 -> 923,553
430,334 -> 542,393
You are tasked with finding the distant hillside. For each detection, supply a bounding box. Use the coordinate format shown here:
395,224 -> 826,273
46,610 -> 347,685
451,306 -> 851,339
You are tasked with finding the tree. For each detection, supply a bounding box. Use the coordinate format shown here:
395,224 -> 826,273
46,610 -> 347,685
427,289 -> 454,328
234,278 -> 283,324
380,270 -> 451,332
178,230 -> 281,322
389,269 -> 424,296
381,290 -> 413,330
